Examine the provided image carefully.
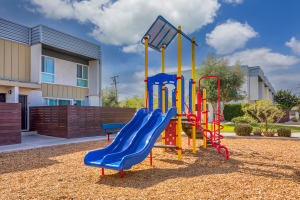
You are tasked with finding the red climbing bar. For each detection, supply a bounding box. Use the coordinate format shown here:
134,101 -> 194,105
101,168 -> 104,175
121,170 -> 124,178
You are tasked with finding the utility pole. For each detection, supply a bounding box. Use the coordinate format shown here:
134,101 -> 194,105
111,75 -> 119,101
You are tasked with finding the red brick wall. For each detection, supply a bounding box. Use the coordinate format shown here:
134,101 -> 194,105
0,103 -> 21,146
30,106 -> 136,138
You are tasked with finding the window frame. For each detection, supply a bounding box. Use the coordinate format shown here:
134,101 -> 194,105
45,98 -> 74,106
76,64 -> 89,88
41,56 -> 55,84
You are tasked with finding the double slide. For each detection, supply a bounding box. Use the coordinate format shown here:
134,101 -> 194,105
84,107 -> 177,171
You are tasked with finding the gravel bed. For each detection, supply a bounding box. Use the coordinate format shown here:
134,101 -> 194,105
0,137 -> 299,199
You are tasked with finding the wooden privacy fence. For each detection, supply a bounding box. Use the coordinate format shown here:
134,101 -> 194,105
0,102 -> 21,146
30,106 -> 136,138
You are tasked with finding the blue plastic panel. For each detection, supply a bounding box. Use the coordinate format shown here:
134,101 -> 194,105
141,16 -> 197,52
189,79 -> 193,113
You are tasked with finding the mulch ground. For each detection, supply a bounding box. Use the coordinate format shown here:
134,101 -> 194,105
0,137 -> 299,200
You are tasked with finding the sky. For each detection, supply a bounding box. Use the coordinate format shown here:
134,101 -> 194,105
1,0 -> 300,99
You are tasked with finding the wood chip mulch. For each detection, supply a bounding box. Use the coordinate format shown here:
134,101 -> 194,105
0,137 -> 299,200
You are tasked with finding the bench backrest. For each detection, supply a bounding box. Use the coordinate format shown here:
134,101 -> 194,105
102,123 -> 125,130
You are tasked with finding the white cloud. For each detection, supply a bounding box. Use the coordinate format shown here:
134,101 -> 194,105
269,72 -> 300,92
122,43 -> 144,54
225,48 -> 300,72
121,43 -> 154,54
29,0 -> 220,47
223,0 -> 243,4
285,37 -> 300,55
206,20 -> 258,54
29,0 -> 75,19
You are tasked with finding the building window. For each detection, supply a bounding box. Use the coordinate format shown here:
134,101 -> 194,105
48,99 -> 57,106
41,56 -> 55,83
58,99 -> 72,106
74,100 -> 85,106
77,64 -> 88,87
45,98 -> 72,106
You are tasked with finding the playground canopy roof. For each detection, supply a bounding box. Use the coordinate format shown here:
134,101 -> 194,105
141,16 -> 197,52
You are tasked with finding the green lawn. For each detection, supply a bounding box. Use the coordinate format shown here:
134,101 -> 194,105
207,124 -> 300,133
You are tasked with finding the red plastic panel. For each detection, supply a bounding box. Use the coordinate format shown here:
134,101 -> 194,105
165,120 -> 177,146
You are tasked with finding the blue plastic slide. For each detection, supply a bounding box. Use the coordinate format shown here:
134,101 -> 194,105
84,107 -> 177,171
84,108 -> 150,165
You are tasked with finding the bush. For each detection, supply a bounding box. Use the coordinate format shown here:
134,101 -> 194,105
291,117 -> 298,122
253,128 -> 262,136
232,116 -> 255,124
263,129 -> 275,137
224,104 -> 244,121
277,128 -> 291,137
234,124 -> 253,136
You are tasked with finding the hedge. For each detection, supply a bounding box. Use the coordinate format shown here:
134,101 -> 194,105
224,104 -> 244,121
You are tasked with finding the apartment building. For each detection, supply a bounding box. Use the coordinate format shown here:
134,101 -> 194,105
0,18 -> 102,130
182,65 -> 275,103
240,65 -> 275,103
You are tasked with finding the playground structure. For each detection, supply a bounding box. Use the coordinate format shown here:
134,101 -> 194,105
84,16 -> 229,177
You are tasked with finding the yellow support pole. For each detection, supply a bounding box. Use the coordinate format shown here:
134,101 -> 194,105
177,26 -> 182,161
203,88 -> 207,149
144,36 -> 149,108
162,45 -> 166,151
192,37 -> 196,154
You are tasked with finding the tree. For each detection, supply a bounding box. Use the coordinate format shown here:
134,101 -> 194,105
274,89 -> 299,110
119,93 -> 173,110
102,87 -> 119,107
242,100 -> 284,131
196,55 -> 246,115
119,95 -> 144,109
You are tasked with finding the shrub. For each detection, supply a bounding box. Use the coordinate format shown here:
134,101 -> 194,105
234,124 -> 253,136
224,104 -> 244,121
253,128 -> 262,136
277,128 -> 291,137
263,129 -> 275,137
232,116 -> 255,124
291,117 -> 298,122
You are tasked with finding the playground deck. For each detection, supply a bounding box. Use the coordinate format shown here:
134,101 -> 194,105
0,137 -> 299,199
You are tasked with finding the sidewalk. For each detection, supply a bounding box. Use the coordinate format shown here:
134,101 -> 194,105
0,133 -> 115,153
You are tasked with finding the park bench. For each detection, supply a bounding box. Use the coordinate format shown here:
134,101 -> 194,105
102,123 -> 125,141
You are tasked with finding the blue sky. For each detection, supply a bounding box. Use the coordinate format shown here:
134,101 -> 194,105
1,0 -> 300,99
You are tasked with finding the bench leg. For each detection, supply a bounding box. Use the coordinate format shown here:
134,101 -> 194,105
121,170 -> 124,178
150,150 -> 152,166
107,134 -> 110,141
101,168 -> 104,175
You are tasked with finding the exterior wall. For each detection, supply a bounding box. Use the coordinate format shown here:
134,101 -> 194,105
41,83 -> 88,100
30,43 -> 41,83
249,76 -> 259,101
31,25 -> 101,59
0,18 -> 30,45
268,90 -> 274,102
264,86 -> 268,100
28,90 -> 44,107
0,38 -> 31,82
6,86 -> 19,103
52,57 -> 78,86
258,79 -> 264,100
88,60 -> 101,106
